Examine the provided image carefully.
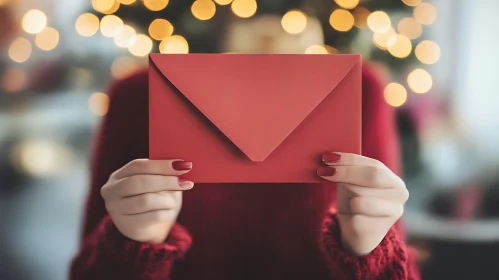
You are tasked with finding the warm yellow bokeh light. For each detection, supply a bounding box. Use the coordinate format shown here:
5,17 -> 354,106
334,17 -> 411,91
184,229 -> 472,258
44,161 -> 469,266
414,3 -> 437,25
352,7 -> 370,28
407,68 -> 432,94
118,0 -> 136,4
402,0 -> 421,6
128,34 -> 153,57
384,83 -> 407,107
8,38 -> 32,63
143,0 -> 169,11
35,27 -> 59,51
92,0 -> 115,13
305,45 -> 328,54
325,45 -> 339,54
159,35 -> 189,54
89,92 -> 110,116
415,40 -> 440,64
111,56 -> 140,80
114,25 -> 137,48
387,34 -> 412,58
373,27 -> 396,50
214,0 -> 232,5
281,10 -> 308,34
149,19 -> 174,40
397,17 -> 422,40
329,9 -> 354,32
100,15 -> 124,37
191,0 -> 217,21
75,13 -> 100,37
367,11 -> 391,33
334,0 -> 359,10
22,9 -> 47,34
102,0 -> 120,14
1,67 -> 27,93
231,0 -> 257,18
11,141 -> 71,178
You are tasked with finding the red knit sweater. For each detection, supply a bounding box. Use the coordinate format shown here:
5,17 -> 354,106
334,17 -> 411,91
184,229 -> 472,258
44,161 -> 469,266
70,65 -> 420,280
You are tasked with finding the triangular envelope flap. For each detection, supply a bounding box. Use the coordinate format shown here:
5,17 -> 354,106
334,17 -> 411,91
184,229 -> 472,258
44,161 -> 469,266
150,54 -> 359,161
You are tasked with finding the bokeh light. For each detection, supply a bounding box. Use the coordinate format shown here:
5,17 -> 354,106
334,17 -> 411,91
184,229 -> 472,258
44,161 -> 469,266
143,0 -> 169,11
1,67 -> 27,93
89,92 -> 110,116
72,68 -> 94,88
35,27 -> 59,51
281,10 -> 308,34
305,45 -> 328,54
367,11 -> 391,33
384,83 -> 407,107
100,15 -> 124,37
231,0 -> 257,18
102,0 -> 120,14
111,56 -> 141,80
214,0 -> 232,5
325,45 -> 339,54
159,35 -> 189,54
352,7 -> 370,28
128,34 -> 153,57
22,9 -> 47,34
92,0 -> 115,13
75,13 -> 100,37
415,40 -> 441,64
334,0 -> 359,10
114,25 -> 137,48
329,9 -> 354,32
191,0 -> 217,21
387,34 -> 412,58
414,3 -> 437,25
402,0 -> 421,6
397,17 -> 422,40
8,38 -> 32,63
407,68 -> 433,94
118,0 -> 136,4
373,27 -> 395,50
149,19 -> 174,40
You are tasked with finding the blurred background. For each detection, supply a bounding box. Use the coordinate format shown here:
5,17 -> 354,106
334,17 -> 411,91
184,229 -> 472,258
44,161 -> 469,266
1,0 -> 499,279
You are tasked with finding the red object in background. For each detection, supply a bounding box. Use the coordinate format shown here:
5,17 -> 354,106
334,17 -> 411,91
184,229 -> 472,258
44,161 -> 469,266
455,185 -> 483,221
149,54 -> 362,183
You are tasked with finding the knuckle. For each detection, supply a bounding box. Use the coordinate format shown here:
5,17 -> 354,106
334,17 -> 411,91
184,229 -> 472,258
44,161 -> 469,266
400,187 -> 410,202
349,197 -> 367,214
139,193 -> 154,208
152,210 -> 168,221
365,166 -> 383,185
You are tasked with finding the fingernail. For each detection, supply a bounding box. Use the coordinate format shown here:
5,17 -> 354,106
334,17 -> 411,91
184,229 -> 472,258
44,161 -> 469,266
178,178 -> 194,188
317,167 -> 336,177
322,153 -> 341,163
172,160 -> 192,171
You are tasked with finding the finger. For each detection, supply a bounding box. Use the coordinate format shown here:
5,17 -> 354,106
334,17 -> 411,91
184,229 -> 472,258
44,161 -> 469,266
317,165 -> 398,189
130,209 -> 177,224
102,175 -> 193,199
321,152 -> 385,167
348,196 -> 404,217
112,159 -> 192,179
106,192 -> 177,215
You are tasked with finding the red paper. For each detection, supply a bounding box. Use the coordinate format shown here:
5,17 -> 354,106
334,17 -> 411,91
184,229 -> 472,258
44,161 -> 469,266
149,54 -> 361,183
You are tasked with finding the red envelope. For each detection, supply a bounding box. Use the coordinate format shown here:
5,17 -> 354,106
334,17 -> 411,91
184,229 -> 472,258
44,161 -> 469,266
149,54 -> 361,183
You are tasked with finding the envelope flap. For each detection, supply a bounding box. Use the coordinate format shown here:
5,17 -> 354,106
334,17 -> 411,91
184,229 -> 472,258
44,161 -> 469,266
150,54 -> 359,161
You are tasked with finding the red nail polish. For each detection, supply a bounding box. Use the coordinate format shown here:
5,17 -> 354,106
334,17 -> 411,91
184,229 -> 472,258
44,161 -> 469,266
322,153 -> 341,163
178,178 -> 194,188
172,160 -> 192,171
317,167 -> 336,177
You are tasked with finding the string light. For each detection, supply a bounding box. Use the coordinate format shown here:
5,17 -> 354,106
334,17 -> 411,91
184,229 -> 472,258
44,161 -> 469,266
114,25 -> 137,48
214,0 -> 232,5
397,17 -> 422,39
329,9 -> 354,32
387,34 -> 412,58
402,0 -> 421,6
334,0 -> 359,10
415,40 -> 440,64
325,45 -> 339,54
128,34 -> 153,57
100,15 -> 124,37
352,7 -> 370,28
191,0 -> 217,21
367,11 -> 391,33
149,19 -> 174,40
373,27 -> 395,50
8,38 -> 32,63
89,92 -> 110,116
111,56 -> 140,80
22,9 -> 47,34
102,0 -> 120,14
281,10 -> 308,34
305,45 -> 328,54
118,0 -> 136,4
35,27 -> 59,51
75,13 -> 100,37
407,68 -> 432,94
12,140 -> 71,178
159,35 -> 189,53
1,67 -> 27,93
384,83 -> 407,107
231,0 -> 257,18
414,3 -> 437,25
143,0 -> 169,11
92,0 -> 115,13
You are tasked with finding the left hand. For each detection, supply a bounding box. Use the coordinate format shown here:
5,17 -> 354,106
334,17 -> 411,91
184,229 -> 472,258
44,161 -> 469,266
317,152 -> 409,256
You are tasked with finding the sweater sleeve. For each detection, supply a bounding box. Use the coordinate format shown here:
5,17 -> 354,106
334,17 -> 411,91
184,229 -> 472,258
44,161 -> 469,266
69,71 -> 192,280
320,63 -> 420,280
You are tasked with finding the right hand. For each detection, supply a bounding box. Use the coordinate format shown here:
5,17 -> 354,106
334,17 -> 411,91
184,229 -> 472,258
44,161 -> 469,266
101,159 -> 193,244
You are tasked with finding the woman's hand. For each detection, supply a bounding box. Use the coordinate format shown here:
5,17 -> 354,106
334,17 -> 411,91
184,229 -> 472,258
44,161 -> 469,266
101,159 -> 193,244
317,153 -> 409,256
